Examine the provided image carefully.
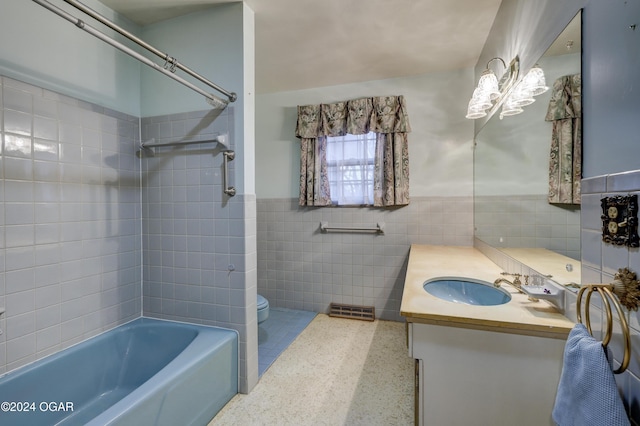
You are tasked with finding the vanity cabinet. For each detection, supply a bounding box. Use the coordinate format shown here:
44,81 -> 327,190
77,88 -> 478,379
408,322 -> 566,426
400,246 -> 574,425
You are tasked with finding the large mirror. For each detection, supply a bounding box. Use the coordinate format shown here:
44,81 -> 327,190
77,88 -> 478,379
474,13 -> 582,285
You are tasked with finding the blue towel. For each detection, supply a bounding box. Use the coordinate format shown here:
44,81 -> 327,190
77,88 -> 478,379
552,324 -> 629,426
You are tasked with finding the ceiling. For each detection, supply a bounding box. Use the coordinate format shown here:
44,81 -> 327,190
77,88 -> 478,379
98,0 -> 503,94
545,12 -> 581,58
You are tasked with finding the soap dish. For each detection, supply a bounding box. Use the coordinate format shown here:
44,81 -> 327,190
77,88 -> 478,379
521,285 -> 564,310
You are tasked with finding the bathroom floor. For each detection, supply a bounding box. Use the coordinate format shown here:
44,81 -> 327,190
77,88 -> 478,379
258,307 -> 317,376
210,314 -> 414,425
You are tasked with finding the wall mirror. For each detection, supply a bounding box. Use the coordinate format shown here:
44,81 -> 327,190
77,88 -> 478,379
474,12 -> 582,286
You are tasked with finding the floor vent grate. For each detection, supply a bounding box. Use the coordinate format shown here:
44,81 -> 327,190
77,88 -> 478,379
329,303 -> 375,321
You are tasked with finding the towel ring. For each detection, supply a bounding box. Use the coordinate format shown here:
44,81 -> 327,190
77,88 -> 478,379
577,284 -> 631,374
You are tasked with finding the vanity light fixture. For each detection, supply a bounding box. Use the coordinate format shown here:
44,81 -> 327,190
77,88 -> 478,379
498,93 -> 524,119
466,56 -> 550,120
466,56 -> 520,119
520,64 -> 549,96
498,64 -> 549,119
465,88 -> 492,119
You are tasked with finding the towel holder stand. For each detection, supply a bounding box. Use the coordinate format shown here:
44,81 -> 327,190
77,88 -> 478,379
577,284 -> 631,374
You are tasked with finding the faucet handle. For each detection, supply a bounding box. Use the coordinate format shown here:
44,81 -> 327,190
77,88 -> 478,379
501,272 -> 523,286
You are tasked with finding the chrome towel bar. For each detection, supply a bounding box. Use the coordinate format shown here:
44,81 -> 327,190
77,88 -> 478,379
139,134 -> 228,155
319,221 -> 384,234
138,135 -> 236,197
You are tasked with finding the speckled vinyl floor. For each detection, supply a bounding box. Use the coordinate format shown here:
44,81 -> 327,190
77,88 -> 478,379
209,314 -> 414,426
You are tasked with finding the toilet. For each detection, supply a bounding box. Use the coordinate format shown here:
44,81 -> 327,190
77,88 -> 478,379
257,294 -> 269,324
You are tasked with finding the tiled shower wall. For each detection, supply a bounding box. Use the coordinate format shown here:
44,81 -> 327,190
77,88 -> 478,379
140,109 -> 258,393
0,76 -> 141,374
257,196 -> 473,321
580,170 -> 640,423
475,194 -> 581,260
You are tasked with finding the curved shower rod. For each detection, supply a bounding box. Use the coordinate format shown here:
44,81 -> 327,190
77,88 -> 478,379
31,0 -> 237,107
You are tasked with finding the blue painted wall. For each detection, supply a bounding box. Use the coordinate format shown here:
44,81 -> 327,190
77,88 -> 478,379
139,4 -> 244,118
582,0 -> 640,177
0,0 -> 142,116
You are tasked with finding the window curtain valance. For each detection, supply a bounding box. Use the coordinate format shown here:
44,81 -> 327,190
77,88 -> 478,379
296,95 -> 411,207
545,74 -> 582,205
296,96 -> 411,138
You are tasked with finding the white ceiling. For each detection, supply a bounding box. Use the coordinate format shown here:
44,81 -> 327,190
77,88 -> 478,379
98,0 -> 503,94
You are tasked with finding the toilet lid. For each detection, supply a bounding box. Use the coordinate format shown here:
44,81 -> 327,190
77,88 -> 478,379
257,294 -> 269,310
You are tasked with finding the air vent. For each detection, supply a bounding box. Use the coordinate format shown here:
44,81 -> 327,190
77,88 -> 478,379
329,303 -> 375,321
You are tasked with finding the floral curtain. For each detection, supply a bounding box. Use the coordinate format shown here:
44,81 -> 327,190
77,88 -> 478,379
296,104 -> 332,206
545,74 -> 582,205
295,95 -> 411,207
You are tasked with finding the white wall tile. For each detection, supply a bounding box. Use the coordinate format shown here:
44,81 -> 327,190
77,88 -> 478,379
578,170 -> 640,412
256,196 -> 472,321
0,78 -> 141,374
140,111 -> 256,393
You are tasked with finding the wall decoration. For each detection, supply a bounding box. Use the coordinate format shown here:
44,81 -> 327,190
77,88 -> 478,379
601,194 -> 639,247
610,267 -> 640,311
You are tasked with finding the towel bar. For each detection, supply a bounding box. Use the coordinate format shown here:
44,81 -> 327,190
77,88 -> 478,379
319,221 -> 384,234
577,284 -> 631,374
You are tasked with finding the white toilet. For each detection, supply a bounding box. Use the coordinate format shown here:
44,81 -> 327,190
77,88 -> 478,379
257,294 -> 269,324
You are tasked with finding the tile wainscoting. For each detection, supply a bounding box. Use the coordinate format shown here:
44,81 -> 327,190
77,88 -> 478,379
257,196 -> 473,321
581,170 -> 640,424
475,194 -> 581,261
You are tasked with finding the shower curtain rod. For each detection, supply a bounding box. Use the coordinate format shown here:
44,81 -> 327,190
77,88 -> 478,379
61,0 -> 237,103
31,0 -> 237,106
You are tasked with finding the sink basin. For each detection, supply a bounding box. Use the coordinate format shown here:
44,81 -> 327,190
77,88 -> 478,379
423,278 -> 512,306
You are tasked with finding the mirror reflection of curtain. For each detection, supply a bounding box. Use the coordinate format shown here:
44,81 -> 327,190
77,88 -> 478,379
295,96 -> 411,207
546,74 -> 582,205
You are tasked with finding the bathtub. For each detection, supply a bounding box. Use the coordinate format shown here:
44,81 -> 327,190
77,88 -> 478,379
0,318 -> 238,426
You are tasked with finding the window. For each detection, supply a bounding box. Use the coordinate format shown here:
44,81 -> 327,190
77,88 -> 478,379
296,96 -> 410,207
326,132 -> 376,205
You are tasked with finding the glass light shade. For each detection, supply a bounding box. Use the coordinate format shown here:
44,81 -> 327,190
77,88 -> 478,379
477,70 -> 500,100
469,87 -> 492,111
510,83 -> 535,107
499,94 -> 523,119
466,100 -> 487,119
522,65 -> 549,96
